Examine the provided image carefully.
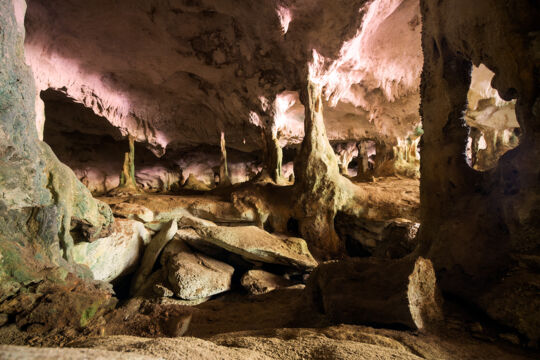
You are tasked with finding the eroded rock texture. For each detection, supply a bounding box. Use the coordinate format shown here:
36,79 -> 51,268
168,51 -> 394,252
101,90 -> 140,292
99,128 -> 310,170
24,0 -> 426,190
418,0 -> 540,343
0,0 -> 113,301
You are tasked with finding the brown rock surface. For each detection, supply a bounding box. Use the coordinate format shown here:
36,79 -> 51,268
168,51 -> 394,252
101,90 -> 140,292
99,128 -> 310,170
193,225 -> 318,270
306,257 -> 443,329
241,270 -> 294,295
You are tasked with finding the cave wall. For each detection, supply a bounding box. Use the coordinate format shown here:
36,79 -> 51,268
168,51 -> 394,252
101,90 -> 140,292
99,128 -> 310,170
0,0 -> 113,298
419,0 -> 540,342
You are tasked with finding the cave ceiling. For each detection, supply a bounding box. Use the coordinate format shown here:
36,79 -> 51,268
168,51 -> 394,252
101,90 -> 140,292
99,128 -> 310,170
25,0 -> 423,156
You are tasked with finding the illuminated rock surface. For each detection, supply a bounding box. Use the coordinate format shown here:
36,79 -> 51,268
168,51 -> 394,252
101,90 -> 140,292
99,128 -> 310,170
0,0 -> 539,358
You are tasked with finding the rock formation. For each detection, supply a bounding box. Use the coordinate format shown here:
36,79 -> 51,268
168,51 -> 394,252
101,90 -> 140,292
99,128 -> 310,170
0,0 -> 539,358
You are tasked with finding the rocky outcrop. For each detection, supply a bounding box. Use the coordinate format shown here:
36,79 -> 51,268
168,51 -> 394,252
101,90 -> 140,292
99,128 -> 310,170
306,257 -> 443,330
0,0 -> 113,302
335,214 -> 420,258
183,174 -> 212,192
72,219 -> 151,282
418,0 -> 540,343
0,273 -> 116,336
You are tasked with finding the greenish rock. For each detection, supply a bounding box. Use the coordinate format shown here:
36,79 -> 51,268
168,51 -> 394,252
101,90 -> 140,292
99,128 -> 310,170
72,219 -> 151,282
0,0 -> 113,295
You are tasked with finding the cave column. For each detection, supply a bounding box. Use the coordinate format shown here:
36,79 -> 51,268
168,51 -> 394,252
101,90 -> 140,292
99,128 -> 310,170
336,143 -> 357,176
356,141 -> 370,180
265,123 -> 284,183
218,131 -> 232,187
261,97 -> 284,183
119,135 -> 138,190
293,80 -> 352,258
417,21 -> 483,289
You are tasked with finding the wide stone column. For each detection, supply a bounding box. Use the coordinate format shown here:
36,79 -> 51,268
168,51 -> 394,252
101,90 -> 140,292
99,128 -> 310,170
293,80 -> 352,259
419,0 -> 540,343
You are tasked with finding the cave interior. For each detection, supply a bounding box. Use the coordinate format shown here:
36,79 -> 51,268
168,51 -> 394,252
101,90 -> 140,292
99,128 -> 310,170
0,0 -> 539,359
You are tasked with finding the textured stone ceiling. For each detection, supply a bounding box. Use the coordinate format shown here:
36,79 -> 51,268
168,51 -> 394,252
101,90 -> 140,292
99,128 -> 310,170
25,0 -> 423,156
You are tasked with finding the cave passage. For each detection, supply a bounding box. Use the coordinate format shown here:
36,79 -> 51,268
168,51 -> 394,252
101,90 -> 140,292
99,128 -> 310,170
0,0 -> 538,359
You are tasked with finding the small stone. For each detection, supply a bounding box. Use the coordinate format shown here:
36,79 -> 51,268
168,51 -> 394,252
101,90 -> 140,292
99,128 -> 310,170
499,333 -> 520,345
153,284 -> 174,298
470,322 -> 483,334
241,270 -> 293,295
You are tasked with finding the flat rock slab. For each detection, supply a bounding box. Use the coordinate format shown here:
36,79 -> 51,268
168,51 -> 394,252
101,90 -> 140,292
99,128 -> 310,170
73,219 -> 151,282
241,270 -> 294,295
193,226 -> 318,270
163,240 -> 234,300
131,220 -> 177,295
187,198 -> 256,224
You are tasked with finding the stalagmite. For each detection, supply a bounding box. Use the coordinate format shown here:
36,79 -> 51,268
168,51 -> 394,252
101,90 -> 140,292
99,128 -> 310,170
110,136 -> 140,195
264,122 -> 284,183
121,136 -> 137,188
293,80 -> 354,258
336,142 -> 358,176
356,141 -> 372,181
218,131 -> 232,187
259,100 -> 285,183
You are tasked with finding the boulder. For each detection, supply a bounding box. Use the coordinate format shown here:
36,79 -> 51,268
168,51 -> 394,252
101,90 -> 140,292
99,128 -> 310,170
110,203 -> 154,223
183,174 -> 212,191
190,226 -> 317,270
335,213 -> 419,258
163,240 -> 234,300
130,220 -> 178,295
241,270 -> 294,295
306,257 -> 443,330
373,219 -> 420,259
72,219 -> 151,282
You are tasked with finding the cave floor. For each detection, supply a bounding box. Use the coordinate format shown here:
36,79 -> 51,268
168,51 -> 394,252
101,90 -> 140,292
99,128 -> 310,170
0,286 -> 537,359
0,177 -> 537,359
